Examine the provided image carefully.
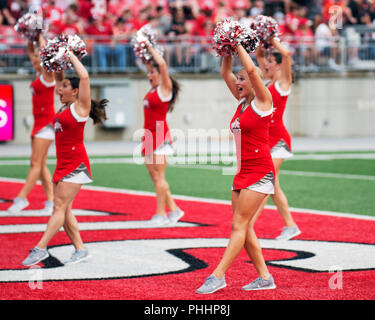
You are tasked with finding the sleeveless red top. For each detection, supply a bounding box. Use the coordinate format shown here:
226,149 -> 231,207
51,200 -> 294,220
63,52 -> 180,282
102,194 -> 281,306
267,81 -> 292,150
142,86 -> 172,155
52,103 -> 91,183
30,75 -> 56,137
230,99 -> 275,190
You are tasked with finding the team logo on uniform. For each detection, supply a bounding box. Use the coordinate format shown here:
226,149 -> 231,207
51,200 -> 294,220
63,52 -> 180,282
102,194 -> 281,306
231,117 -> 241,133
54,118 -> 63,133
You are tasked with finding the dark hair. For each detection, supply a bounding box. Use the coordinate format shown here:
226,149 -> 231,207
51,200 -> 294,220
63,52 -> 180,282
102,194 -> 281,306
147,61 -> 180,112
66,77 -> 109,125
264,54 -> 296,83
267,51 -> 282,64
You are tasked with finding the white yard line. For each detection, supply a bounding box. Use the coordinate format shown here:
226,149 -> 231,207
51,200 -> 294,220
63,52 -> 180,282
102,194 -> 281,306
1,176 -> 374,221
1,156 -> 375,181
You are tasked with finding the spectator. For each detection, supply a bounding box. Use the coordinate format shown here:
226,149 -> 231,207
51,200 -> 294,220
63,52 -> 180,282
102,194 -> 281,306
292,0 -> 321,20
232,3 -> 252,25
110,17 -> 128,71
229,0 -> 251,12
166,5 -> 191,66
361,7 -> 375,59
108,0 -> 129,19
77,0 -> 93,22
346,0 -> 366,25
0,0 -> 16,26
365,1 -> 375,24
315,14 -> 342,70
43,0 -> 64,27
213,0 -> 230,24
296,18 -> 318,69
283,4 -> 302,38
197,18 -> 217,71
323,0 -> 356,26
274,6 -> 286,34
250,0 -> 264,17
192,4 -> 214,37
154,5 -> 172,36
56,4 -> 83,36
8,0 -> 27,21
118,8 -> 138,37
85,14 -> 114,71
133,7 -> 150,30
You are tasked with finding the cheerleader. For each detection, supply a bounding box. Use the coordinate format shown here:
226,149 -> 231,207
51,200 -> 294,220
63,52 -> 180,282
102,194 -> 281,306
141,43 -> 184,226
255,37 -> 301,241
22,51 -> 108,266
8,34 -> 55,214
197,43 -> 276,294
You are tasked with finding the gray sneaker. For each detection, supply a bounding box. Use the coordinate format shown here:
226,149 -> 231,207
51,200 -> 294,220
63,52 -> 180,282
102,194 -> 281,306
64,248 -> 90,265
148,214 -> 170,226
276,225 -> 301,241
169,208 -> 184,224
8,198 -> 29,214
22,247 -> 49,266
196,275 -> 227,294
242,275 -> 276,291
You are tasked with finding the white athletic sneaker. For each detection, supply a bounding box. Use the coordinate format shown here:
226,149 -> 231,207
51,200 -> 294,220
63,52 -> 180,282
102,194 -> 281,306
40,200 -> 54,214
8,198 -> 29,214
169,208 -> 184,224
148,214 -> 170,226
276,225 -> 301,241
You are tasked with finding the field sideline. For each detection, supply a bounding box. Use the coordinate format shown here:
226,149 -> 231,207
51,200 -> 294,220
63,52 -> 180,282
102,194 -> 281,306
0,149 -> 374,217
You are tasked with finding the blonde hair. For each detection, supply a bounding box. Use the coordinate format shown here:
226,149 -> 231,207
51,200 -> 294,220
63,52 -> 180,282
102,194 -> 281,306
238,67 -> 264,80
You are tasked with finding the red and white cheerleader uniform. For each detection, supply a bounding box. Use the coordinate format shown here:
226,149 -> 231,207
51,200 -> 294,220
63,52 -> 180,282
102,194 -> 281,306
230,98 -> 275,194
267,81 -> 293,159
142,86 -> 174,156
52,103 -> 93,184
30,74 -> 56,140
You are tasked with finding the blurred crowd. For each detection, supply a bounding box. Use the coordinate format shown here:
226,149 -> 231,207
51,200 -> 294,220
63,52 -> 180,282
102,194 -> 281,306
1,0 -> 375,70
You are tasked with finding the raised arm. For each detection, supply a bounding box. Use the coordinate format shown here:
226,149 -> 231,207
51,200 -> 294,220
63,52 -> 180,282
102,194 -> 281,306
148,45 -> 172,97
237,44 -> 272,111
221,55 -> 239,100
69,52 -> 91,117
270,38 -> 292,90
255,46 -> 267,77
37,34 -> 55,83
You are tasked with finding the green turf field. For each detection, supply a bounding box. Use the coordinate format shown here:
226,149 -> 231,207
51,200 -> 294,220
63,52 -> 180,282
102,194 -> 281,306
0,152 -> 374,217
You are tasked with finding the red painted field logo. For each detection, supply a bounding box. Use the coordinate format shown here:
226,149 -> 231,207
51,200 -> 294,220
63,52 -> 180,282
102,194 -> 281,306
0,180 -> 375,300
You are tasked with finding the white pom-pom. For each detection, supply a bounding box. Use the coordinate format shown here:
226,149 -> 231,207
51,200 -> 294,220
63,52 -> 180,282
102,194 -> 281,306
213,18 -> 259,57
14,12 -> 44,41
40,34 -> 87,71
131,24 -> 164,61
253,15 -> 280,49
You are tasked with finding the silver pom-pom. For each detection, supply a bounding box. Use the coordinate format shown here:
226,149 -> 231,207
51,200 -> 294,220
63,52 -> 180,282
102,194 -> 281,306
40,34 -> 87,71
131,24 -> 164,61
14,12 -> 44,41
213,18 -> 259,57
253,15 -> 280,50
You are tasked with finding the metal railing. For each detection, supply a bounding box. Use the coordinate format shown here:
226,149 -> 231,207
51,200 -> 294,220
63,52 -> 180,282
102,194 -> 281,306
1,28 -> 375,75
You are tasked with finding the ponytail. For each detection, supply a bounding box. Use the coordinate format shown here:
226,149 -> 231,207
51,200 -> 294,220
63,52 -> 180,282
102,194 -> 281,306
168,76 -> 180,112
66,77 -> 108,125
90,99 -> 108,125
